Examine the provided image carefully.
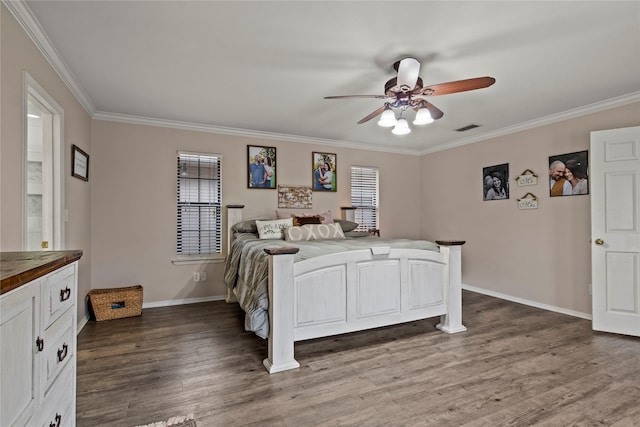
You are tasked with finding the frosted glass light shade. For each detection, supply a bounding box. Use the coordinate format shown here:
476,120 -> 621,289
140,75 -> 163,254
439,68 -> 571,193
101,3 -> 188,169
413,107 -> 434,125
391,117 -> 411,135
378,108 -> 397,127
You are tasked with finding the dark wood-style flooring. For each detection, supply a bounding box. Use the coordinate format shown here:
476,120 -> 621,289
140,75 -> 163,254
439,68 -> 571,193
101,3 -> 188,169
76,291 -> 640,426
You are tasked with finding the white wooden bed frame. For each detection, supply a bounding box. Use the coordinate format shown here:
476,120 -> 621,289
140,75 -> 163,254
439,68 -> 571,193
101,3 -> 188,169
226,206 -> 466,373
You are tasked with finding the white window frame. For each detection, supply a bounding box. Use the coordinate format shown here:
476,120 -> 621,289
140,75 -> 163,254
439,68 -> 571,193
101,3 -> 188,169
350,165 -> 379,232
174,151 -> 223,264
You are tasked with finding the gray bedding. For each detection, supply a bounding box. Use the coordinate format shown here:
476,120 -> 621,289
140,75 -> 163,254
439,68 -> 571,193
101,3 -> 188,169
223,232 -> 439,338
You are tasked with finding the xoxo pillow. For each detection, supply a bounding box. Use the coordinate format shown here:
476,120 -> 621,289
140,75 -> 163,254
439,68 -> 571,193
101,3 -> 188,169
284,223 -> 345,242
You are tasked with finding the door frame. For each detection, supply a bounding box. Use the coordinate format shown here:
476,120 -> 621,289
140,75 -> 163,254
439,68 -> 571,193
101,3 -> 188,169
23,72 -> 65,250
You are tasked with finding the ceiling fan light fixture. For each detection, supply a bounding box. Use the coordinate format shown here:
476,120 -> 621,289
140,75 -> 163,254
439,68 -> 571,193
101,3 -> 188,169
391,116 -> 411,135
378,105 -> 397,127
413,107 -> 434,125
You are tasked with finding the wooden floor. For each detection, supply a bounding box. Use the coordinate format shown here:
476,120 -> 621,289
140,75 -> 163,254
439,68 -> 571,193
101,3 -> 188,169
76,291 -> 640,427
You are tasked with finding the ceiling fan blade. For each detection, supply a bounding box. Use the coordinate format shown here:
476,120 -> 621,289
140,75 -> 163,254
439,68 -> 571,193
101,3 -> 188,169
419,76 -> 496,96
324,94 -> 390,100
395,57 -> 421,92
413,100 -> 444,120
357,106 -> 386,124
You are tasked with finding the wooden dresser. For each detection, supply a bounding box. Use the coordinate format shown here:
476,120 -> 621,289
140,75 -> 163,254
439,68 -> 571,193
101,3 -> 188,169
1,250 -> 82,427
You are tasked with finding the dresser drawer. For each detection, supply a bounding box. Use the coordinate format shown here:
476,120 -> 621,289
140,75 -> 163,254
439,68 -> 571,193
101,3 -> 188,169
36,364 -> 74,427
43,310 -> 75,397
42,264 -> 76,329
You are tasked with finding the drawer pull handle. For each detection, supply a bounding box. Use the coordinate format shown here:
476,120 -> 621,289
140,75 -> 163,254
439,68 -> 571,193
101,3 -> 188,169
36,336 -> 44,352
57,343 -> 68,362
49,413 -> 62,427
60,287 -> 71,302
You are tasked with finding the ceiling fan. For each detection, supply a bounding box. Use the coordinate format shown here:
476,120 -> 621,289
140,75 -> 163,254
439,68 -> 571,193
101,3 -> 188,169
324,57 -> 496,135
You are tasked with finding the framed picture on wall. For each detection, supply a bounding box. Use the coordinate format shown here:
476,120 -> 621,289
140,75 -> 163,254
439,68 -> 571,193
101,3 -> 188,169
549,150 -> 589,196
312,152 -> 336,192
71,144 -> 89,181
483,163 -> 509,200
247,145 -> 276,189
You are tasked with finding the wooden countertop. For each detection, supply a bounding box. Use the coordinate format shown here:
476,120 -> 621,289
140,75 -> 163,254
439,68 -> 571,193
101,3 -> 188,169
1,250 -> 83,295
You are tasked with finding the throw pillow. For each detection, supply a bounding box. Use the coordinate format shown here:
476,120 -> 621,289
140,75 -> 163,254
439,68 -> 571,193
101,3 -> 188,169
255,218 -> 293,240
293,215 -> 324,226
333,219 -> 359,232
284,223 -> 345,242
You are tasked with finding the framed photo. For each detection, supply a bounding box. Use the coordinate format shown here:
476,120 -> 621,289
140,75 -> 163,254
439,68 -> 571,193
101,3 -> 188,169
483,163 -> 509,200
247,145 -> 276,189
549,150 -> 589,196
71,144 -> 89,181
312,152 -> 336,192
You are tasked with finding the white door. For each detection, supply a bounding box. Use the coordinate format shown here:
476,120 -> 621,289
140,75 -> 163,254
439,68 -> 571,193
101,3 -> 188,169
24,74 -> 64,251
590,126 -> 640,337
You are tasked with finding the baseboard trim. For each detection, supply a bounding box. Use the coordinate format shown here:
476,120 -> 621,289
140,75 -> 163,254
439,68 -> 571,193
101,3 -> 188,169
76,295 -> 227,335
463,284 -> 592,321
141,294 -> 227,309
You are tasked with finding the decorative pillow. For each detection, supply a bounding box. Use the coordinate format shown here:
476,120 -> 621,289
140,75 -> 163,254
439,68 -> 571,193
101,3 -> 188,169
255,218 -> 293,240
344,231 -> 370,238
293,215 -> 323,226
276,210 -> 333,224
231,219 -> 260,234
284,223 -> 345,242
333,219 -> 359,232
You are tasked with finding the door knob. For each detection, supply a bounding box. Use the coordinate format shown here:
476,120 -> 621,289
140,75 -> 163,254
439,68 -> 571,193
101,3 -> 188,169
595,238 -> 605,245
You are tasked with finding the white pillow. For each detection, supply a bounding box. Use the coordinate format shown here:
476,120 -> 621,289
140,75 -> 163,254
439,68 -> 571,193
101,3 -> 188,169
255,218 -> 293,240
284,223 -> 345,242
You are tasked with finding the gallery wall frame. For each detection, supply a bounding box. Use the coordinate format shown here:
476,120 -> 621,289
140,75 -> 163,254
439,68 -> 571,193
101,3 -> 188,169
549,150 -> 589,196
312,151 -> 336,192
247,145 -> 276,189
483,163 -> 509,200
71,144 -> 89,181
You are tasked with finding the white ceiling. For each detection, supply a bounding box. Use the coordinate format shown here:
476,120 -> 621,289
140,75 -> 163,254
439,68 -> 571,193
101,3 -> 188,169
11,1 -> 640,154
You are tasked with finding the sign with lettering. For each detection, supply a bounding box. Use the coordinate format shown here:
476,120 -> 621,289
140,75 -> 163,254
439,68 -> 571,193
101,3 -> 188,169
517,193 -> 538,210
516,169 -> 538,186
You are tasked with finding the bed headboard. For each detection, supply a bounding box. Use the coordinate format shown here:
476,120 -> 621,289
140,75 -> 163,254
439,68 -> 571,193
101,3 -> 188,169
226,204 -> 244,254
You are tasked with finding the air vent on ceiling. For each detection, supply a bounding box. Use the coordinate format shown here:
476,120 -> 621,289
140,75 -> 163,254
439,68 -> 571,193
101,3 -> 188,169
455,124 -> 480,132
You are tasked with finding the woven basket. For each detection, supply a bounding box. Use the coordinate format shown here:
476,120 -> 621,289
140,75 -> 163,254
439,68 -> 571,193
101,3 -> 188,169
88,285 -> 143,321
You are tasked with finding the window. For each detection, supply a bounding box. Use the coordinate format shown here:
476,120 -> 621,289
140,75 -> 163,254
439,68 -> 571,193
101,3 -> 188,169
350,166 -> 379,232
177,152 -> 222,256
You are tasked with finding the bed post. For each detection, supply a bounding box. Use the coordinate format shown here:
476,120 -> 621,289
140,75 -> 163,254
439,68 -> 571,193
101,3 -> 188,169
263,247 -> 301,374
435,241 -> 467,334
225,205 -> 244,303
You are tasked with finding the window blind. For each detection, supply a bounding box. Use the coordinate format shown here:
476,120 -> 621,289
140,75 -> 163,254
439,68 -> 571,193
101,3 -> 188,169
177,152 -> 222,255
350,166 -> 379,231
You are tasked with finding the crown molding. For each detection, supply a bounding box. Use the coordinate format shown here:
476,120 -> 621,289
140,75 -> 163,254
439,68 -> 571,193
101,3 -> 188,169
419,91 -> 640,155
6,0 -> 638,156
92,111 -> 422,155
3,0 -> 96,115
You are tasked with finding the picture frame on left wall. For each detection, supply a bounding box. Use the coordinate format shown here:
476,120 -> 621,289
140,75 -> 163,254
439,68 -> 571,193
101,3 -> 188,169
248,145 -> 276,189
72,144 -> 89,181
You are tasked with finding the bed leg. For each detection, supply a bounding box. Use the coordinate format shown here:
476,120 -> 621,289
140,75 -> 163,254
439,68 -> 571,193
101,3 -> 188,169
225,287 -> 237,303
436,242 -> 467,334
263,250 -> 300,373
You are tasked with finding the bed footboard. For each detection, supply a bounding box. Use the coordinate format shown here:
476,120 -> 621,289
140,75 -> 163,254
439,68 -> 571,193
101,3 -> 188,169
263,241 -> 465,374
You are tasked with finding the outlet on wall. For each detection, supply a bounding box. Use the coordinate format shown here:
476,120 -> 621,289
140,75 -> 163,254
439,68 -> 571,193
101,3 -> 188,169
193,272 -> 200,282
201,272 -> 207,281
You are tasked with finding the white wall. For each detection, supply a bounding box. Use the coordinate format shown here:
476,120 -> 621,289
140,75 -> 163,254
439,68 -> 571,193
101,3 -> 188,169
1,4 -> 92,322
420,102 -> 640,316
90,120 -> 422,304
